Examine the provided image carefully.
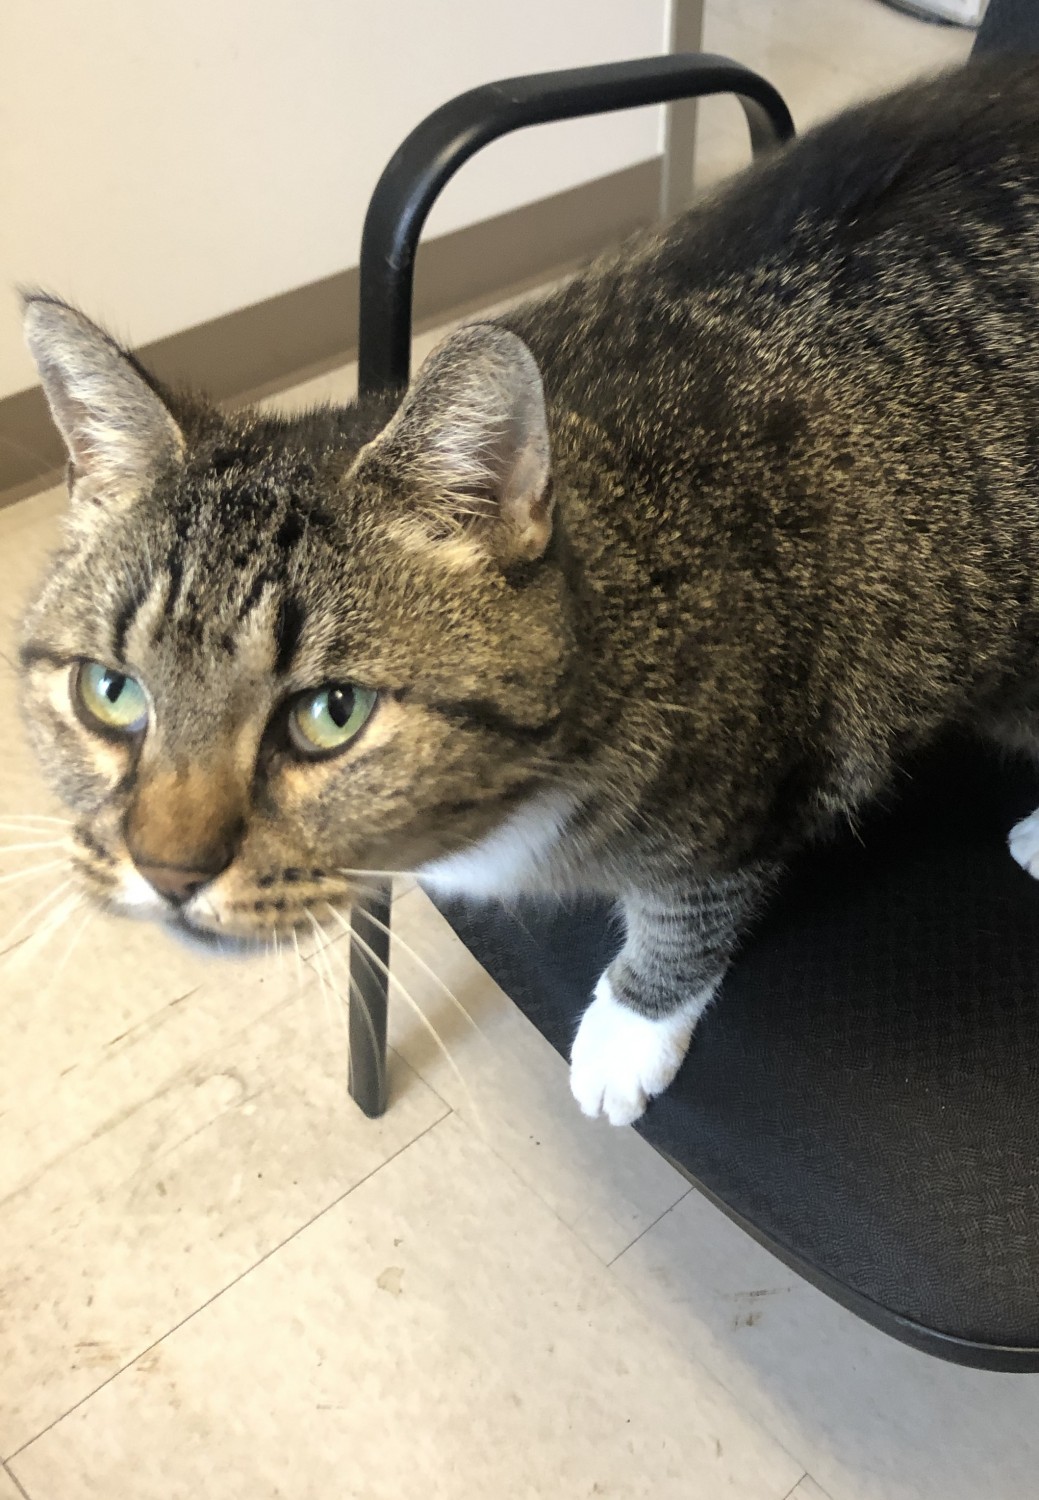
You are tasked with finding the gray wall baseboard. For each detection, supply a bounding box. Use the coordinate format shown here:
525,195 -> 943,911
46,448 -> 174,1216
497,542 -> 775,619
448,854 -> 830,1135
0,157 -> 661,505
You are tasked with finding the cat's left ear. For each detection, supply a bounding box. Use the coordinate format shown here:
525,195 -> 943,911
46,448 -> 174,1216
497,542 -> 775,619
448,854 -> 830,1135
352,323 -> 552,566
23,294 -> 184,509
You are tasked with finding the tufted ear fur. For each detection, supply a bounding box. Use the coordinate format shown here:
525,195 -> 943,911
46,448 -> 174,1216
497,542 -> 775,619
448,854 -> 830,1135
23,293 -> 184,510
352,323 -> 553,567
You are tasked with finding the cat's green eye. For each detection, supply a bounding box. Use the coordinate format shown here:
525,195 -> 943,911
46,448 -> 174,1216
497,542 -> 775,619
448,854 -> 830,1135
73,661 -> 149,736
288,684 -> 377,757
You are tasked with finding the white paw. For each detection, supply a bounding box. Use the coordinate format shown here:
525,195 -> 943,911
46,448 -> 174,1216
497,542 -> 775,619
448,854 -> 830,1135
569,975 -> 711,1126
1009,810 -> 1039,878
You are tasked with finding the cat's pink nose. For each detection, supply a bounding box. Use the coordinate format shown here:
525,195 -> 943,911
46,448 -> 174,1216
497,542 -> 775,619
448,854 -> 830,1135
135,861 -> 214,906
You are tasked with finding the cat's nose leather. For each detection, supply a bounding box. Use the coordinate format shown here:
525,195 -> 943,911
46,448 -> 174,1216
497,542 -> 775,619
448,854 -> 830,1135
125,791 -> 244,907
135,861 -> 218,906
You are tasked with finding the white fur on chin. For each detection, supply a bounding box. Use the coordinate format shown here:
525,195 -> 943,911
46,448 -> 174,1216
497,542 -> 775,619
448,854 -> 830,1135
570,973 -> 715,1126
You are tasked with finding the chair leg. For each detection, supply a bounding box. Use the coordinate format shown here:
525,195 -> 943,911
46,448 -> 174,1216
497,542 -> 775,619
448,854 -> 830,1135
348,885 -> 392,1117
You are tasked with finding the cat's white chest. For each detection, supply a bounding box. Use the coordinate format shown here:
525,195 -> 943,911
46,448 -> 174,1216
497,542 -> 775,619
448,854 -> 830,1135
419,790 -> 575,898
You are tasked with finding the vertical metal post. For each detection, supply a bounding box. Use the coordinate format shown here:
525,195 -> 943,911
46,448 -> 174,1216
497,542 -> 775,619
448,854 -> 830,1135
348,887 -> 392,1117
661,0 -> 707,219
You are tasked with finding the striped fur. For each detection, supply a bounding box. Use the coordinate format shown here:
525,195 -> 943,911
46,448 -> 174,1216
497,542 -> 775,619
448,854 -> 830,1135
19,59 -> 1039,1121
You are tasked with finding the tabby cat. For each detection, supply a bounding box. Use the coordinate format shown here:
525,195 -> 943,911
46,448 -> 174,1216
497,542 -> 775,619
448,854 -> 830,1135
19,59 -> 1039,1125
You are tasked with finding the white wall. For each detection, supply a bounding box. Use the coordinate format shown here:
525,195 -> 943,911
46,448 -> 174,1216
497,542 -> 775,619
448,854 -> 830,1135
1,0 -> 670,399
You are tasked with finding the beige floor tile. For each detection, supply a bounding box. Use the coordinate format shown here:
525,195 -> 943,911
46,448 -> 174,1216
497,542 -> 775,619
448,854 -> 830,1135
716,0 -> 972,88
1,921 -> 296,1202
9,1114 -> 805,1500
0,1467 -> 25,1500
612,1190 -> 1039,1500
694,0 -> 972,191
790,1479 -> 835,1500
0,878 -> 406,1203
1,976 -> 445,1456
352,884 -> 691,1265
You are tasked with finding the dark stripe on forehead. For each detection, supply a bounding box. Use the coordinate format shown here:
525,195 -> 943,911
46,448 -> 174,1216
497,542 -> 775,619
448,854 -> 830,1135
162,553 -> 185,620
274,594 -> 308,675
238,569 -> 274,620
112,580 -> 149,662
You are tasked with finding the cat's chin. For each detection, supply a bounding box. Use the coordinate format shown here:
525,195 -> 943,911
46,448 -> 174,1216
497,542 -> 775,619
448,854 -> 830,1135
163,913 -> 270,959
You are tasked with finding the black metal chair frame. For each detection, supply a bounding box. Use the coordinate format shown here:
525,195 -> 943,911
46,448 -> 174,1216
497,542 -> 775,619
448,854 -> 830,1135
347,53 -> 794,1118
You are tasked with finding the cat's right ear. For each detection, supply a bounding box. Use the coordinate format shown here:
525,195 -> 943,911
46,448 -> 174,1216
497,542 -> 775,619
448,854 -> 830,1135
349,323 -> 552,568
22,294 -> 184,509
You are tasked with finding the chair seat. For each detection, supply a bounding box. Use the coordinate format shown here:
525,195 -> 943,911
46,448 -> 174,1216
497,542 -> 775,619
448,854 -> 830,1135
431,739 -> 1039,1370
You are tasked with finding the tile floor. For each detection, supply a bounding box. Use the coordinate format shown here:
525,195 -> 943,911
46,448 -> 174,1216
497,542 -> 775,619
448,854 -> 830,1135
6,5 -> 1029,1499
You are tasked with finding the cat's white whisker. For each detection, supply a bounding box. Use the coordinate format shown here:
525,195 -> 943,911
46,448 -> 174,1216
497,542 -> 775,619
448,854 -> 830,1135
0,812 -> 72,824
333,965 -> 356,1065
331,889 -> 388,915
334,912 -> 486,1137
45,903 -> 96,998
0,840 -> 70,856
0,877 -> 76,964
345,971 -> 376,1053
347,902 -> 486,1044
335,867 -> 413,882
308,939 -> 335,1031
3,888 -> 80,972
271,928 -> 282,964
18,891 -> 85,981
0,857 -> 69,889
310,939 -> 340,1043
0,816 -> 72,840
304,909 -> 347,1050
317,915 -> 382,1080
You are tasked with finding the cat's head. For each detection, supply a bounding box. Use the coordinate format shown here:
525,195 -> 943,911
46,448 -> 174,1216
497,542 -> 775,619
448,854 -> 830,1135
19,295 -> 574,941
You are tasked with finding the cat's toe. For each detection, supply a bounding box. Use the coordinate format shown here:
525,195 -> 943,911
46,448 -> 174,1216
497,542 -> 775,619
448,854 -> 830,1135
569,975 -> 698,1126
1009,810 -> 1039,878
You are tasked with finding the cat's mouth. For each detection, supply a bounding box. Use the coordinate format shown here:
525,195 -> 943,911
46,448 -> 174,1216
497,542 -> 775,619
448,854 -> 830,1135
163,912 -> 264,956
71,833 -> 368,944
161,877 -> 364,945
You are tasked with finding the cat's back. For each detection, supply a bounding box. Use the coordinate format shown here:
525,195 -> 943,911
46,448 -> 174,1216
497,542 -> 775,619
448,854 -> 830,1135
656,56 -> 1039,287
504,57 -> 1039,416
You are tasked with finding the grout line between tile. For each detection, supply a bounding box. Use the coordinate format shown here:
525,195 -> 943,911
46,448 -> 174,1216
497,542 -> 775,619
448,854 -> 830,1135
385,1040 -> 454,1117
3,1107 -> 453,1462
0,979 -> 308,1217
602,1187 -> 814,1487
606,1185 -> 694,1268
336,889 -> 697,1272
443,1085 -> 693,1277
1,1459 -> 32,1498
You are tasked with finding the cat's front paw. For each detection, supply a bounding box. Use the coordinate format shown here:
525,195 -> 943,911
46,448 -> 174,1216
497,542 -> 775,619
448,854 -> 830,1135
1010,810 -> 1039,878
570,975 -> 703,1126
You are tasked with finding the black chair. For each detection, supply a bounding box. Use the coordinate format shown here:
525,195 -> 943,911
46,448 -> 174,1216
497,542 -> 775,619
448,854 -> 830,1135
348,9 -> 1039,1371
